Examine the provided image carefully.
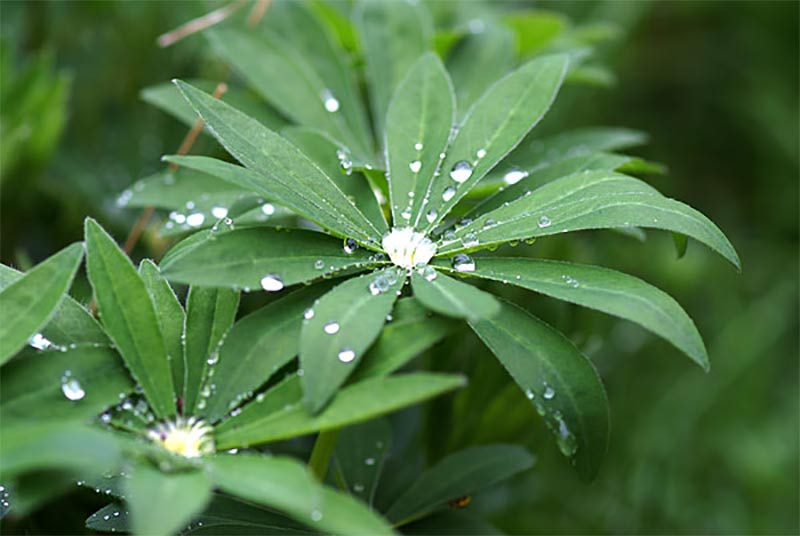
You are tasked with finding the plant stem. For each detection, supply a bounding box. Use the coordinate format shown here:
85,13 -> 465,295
308,428 -> 340,481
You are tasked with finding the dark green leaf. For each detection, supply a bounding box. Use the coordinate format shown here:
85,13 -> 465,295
333,418 -> 391,505
410,270 -> 499,320
120,167 -> 248,211
84,218 -> 175,418
469,300 -> 609,481
0,242 -> 83,364
184,493 -> 313,534
403,510 -> 502,535
300,267 -> 405,413
86,503 -> 129,533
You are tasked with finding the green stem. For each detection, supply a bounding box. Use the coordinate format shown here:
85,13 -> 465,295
308,428 -> 340,481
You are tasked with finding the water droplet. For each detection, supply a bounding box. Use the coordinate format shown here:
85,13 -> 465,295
401,207 -> 412,220
561,275 -> 579,288
421,265 -> 438,281
324,321 -> 340,335
211,206 -> 228,219
409,160 -> 422,173
369,275 -> 390,295
353,483 -> 365,493
29,333 -> 52,350
186,213 -> 205,227
543,382 -> 555,400
61,377 -> 86,401
303,308 -> 315,320
426,209 -> 437,223
116,189 -> 133,207
476,148 -> 487,159
442,186 -> 456,202
452,253 -> 475,273
555,417 -> 578,457
449,160 -> 473,183
414,142 -> 423,151
344,238 -> 358,254
462,232 -> 479,248
503,168 -> 528,185
537,215 -> 552,228
525,389 -> 535,400
314,259 -> 325,270
311,510 -> 323,522
364,457 -> 375,466
261,203 -> 275,216
338,349 -> 356,363
169,211 -> 186,224
483,218 -> 496,229
321,89 -> 340,112
260,274 -> 284,292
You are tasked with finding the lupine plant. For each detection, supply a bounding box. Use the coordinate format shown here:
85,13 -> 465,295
0,1 -> 739,534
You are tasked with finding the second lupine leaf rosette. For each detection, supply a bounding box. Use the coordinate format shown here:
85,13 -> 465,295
159,39 -> 738,481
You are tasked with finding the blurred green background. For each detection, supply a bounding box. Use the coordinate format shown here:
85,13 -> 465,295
1,1 -> 797,534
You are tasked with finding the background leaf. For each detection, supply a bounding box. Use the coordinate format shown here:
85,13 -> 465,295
410,270 -> 499,321
332,418 -> 392,506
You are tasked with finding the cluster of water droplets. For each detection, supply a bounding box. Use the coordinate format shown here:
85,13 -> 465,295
368,268 -> 401,296
525,381 -> 577,458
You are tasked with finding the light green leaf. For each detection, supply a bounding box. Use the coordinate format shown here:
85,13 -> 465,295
0,242 -> 84,364
300,267 -> 405,413
126,463 -> 212,536
84,218 -> 175,418
354,0 -> 430,138
203,285 -> 331,423
385,444 -> 535,525
139,260 -> 186,395
385,52 -> 455,227
171,81 -> 381,244
160,227 -> 383,290
469,300 -> 609,481
458,257 -> 709,370
447,24 -> 515,119
333,418 -> 392,506
503,10 -> 567,56
421,54 -> 569,233
1,345 -> 132,420
215,373 -> 465,449
214,375 -> 303,436
438,171 -> 741,269
208,454 -> 395,535
183,286 -> 239,415
352,298 -> 457,381
410,270 -> 499,320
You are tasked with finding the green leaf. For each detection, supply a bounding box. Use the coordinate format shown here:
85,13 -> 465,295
385,52 -> 455,227
126,463 -> 212,536
86,503 -> 129,533
0,264 -> 108,347
354,0 -> 430,138
160,227 -> 383,290
214,375 -> 303,436
421,54 -> 570,232
469,300 -> 609,481
120,167 -> 248,211
183,286 -> 239,415
203,285 -> 331,423
673,232 -> 689,259
352,298 -> 457,381
171,81 -> 381,244
84,218 -> 175,418
458,257 -> 709,370
215,373 -> 465,449
1,345 -> 132,420
139,260 -> 186,396
0,242 -> 83,364
0,419 -> 120,482
385,444 -> 534,525
184,493 -> 314,534
410,270 -> 499,320
208,454 -> 395,535
333,418 -> 392,506
438,171 -> 741,269
403,510 -> 502,535
300,267 -> 405,413
503,10 -> 567,56
447,24 -> 515,119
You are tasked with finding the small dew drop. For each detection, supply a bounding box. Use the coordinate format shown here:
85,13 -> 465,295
476,148 -> 487,159
442,186 -> 456,202
414,142 -> 423,151
261,203 -> 275,216
537,215 -> 552,228
503,168 -> 529,185
321,89 -> 340,112
260,274 -> 284,292
303,308 -> 315,320
343,238 -> 358,254
426,209 -> 438,223
409,160 -> 422,173
421,265 -> 438,281
314,259 -> 326,270
211,206 -> 228,219
543,382 -> 555,400
29,333 -> 52,350
452,253 -> 475,273
311,510 -> 323,522
186,213 -> 205,227
353,483 -> 365,493
364,457 -> 375,466
324,321 -> 340,335
338,349 -> 356,363
449,160 -> 473,183
61,377 -> 86,401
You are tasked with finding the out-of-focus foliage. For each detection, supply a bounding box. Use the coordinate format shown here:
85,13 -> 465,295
0,0 -> 797,535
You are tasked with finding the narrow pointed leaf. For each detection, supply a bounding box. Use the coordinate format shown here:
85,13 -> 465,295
457,257 -> 709,369
385,444 -> 534,525
139,260 -> 186,395
355,0 -> 430,138
120,167 -> 247,211
300,267 -> 405,413
183,286 -> 239,414
469,300 -> 609,481
203,285 -> 332,423
385,52 -> 454,226
421,54 -> 569,233
0,242 -> 83,364
160,227 -> 383,290
215,373 -> 466,448
352,298 -> 458,380
208,454 -> 395,535
86,504 -> 129,533
410,270 -> 499,320
84,218 -> 175,418
184,494 -> 314,534
333,419 -> 392,506
172,81 -> 381,244
438,171 -> 741,269
126,464 -> 212,536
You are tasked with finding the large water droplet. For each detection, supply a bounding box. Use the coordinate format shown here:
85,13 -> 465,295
29,333 -> 52,350
452,253 -> 475,273
503,168 -> 528,185
409,160 -> 422,173
449,160 -> 473,183
537,215 -> 552,228
344,238 -> 358,254
211,206 -> 228,219
260,274 -> 284,292
421,265 -> 438,281
324,321 -> 340,334
338,349 -> 356,363
369,275 -> 390,295
61,377 -> 86,401
555,417 -> 578,457
442,186 -> 456,202
186,213 -> 205,227
321,89 -> 340,112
